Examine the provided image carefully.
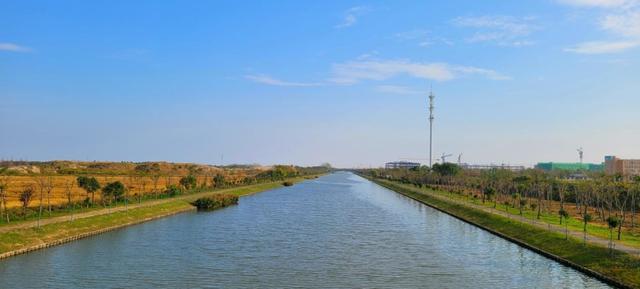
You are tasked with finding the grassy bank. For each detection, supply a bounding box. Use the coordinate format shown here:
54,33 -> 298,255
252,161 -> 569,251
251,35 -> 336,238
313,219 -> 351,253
0,175 -> 317,259
369,177 -> 640,289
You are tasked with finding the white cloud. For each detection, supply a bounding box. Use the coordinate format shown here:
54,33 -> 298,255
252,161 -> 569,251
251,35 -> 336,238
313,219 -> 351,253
245,74 -> 322,87
329,59 -> 509,84
335,6 -> 370,28
0,43 -> 32,53
557,0 -> 638,8
564,40 -> 640,53
452,16 -> 538,46
560,0 -> 640,54
375,85 -> 425,95
600,11 -> 640,37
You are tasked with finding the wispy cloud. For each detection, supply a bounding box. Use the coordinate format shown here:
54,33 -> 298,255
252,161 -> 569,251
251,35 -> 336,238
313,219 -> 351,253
559,0 -> 640,53
335,6 -> 370,28
564,40 -> 640,53
375,85 -> 424,95
600,11 -> 640,37
0,42 -> 32,53
452,15 -> 538,47
557,0 -> 638,8
329,59 -> 509,84
394,29 -> 454,47
245,74 -> 322,87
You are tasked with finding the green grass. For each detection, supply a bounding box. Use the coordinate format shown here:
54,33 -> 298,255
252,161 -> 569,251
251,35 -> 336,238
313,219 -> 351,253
372,178 -> 640,288
0,201 -> 193,254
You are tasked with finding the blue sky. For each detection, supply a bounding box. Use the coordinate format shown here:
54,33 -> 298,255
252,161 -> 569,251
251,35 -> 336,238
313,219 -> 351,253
1,0 -> 639,168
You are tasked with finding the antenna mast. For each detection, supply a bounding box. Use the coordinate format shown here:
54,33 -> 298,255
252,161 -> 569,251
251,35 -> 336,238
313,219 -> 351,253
429,86 -> 435,167
577,147 -> 584,164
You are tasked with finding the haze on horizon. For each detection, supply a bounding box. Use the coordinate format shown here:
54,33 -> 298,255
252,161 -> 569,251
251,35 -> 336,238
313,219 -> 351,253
1,0 -> 639,168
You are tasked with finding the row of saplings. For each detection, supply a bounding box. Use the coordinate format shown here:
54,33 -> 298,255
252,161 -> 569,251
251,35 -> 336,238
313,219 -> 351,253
5,175 -> 205,222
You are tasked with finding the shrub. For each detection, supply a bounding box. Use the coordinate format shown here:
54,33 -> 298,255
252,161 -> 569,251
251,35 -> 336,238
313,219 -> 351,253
190,194 -> 238,211
164,184 -> 182,197
179,175 -> 197,190
102,181 -> 126,202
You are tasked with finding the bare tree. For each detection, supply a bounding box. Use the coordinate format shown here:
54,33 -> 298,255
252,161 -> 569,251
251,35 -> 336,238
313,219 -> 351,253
152,174 -> 160,199
0,176 -> 10,223
64,180 -> 76,220
45,176 -> 54,216
614,183 -> 630,241
19,184 -> 35,220
34,176 -> 51,228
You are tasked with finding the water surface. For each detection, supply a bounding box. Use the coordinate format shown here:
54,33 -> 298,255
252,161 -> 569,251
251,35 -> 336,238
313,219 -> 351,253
0,172 -> 610,288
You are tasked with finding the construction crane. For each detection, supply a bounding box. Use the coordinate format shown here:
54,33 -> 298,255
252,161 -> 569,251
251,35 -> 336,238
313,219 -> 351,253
440,153 -> 453,164
577,147 -> 584,164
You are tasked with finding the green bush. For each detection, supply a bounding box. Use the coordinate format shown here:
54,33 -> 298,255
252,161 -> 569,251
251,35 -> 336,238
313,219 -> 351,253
190,194 -> 238,211
164,184 -> 182,197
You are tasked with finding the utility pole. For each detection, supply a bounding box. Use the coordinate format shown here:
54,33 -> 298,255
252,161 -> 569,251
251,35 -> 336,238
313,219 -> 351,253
429,87 -> 435,167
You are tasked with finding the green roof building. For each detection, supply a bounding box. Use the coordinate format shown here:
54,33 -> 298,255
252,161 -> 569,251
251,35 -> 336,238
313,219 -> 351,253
535,162 -> 604,172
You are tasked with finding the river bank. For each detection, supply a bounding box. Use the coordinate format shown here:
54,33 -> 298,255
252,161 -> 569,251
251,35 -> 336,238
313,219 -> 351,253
0,176 -> 317,260
366,176 -> 640,289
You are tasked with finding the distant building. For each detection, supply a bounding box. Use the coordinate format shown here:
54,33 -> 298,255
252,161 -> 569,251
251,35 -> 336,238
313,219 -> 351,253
461,164 -> 526,172
566,173 -> 589,180
605,156 -> 640,176
535,162 -> 604,172
385,161 -> 421,169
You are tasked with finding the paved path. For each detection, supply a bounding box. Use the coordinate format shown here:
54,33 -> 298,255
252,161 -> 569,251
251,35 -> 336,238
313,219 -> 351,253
0,183 -> 274,234
391,181 -> 640,256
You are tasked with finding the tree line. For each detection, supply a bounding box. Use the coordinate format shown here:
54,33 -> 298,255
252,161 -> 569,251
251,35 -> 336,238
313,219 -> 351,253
0,165 -> 329,225
363,164 -> 640,245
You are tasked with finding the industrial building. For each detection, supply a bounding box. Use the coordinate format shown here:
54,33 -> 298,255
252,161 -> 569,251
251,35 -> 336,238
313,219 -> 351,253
535,162 -> 604,172
461,164 -> 525,172
605,156 -> 640,176
385,161 -> 421,169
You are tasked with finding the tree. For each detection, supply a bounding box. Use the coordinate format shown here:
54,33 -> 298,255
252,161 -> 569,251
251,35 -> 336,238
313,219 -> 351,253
164,184 -> 182,197
102,181 -> 126,206
180,175 -> 197,190
559,208 -> 569,239
431,163 -> 461,177
606,216 -> 620,254
45,176 -> 53,216
583,213 -> 592,246
613,183 -> 631,241
34,176 -> 52,227
0,176 -> 10,223
19,185 -> 35,220
64,180 -> 76,221
77,176 -> 100,205
151,174 -> 161,199
213,173 -> 226,188
483,186 -> 496,206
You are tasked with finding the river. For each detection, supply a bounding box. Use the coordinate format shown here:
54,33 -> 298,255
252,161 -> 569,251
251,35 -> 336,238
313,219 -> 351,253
0,172 -> 610,288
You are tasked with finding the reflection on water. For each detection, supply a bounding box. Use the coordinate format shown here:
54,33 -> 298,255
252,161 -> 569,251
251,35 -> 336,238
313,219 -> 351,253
0,172 -> 610,288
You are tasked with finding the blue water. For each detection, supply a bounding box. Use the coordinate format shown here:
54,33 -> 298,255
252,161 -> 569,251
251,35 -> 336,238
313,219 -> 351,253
0,172 -> 610,288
